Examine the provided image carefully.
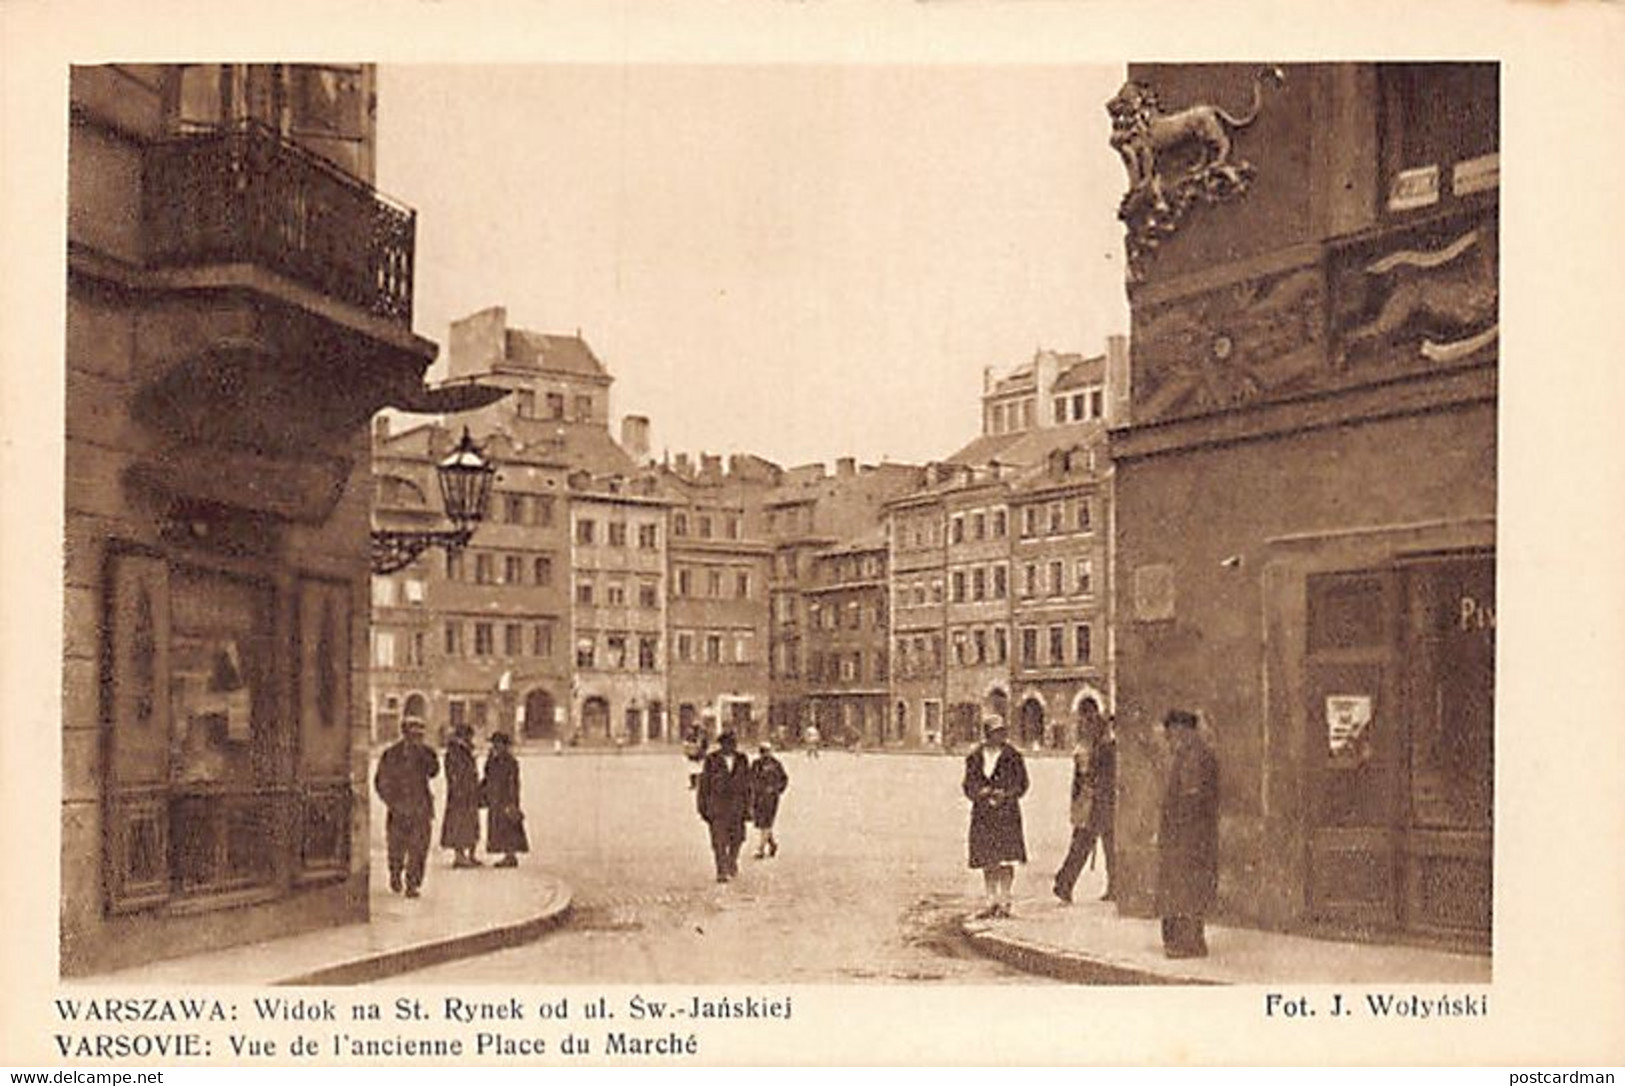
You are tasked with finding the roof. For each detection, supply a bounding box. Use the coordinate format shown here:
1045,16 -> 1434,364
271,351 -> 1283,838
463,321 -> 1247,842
944,431 -> 1025,467
505,330 -> 609,378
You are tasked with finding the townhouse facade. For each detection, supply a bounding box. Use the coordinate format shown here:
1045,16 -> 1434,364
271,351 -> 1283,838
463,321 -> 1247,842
805,538 -> 893,747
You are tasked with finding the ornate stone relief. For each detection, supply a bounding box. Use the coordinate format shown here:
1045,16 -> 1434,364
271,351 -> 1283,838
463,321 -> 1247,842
1132,266 -> 1325,423
1108,67 -> 1285,280
1334,223 -> 1498,369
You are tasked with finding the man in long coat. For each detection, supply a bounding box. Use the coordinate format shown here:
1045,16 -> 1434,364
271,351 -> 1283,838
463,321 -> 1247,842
1053,700 -> 1117,903
374,718 -> 439,898
441,723 -> 482,867
482,731 -> 529,867
748,742 -> 789,859
963,717 -> 1029,918
1157,709 -> 1220,957
697,730 -> 752,882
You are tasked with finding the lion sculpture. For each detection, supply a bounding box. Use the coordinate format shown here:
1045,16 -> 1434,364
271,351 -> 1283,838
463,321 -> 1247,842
1108,66 -> 1285,197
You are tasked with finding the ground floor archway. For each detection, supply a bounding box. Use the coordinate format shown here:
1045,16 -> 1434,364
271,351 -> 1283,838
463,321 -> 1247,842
523,688 -> 557,740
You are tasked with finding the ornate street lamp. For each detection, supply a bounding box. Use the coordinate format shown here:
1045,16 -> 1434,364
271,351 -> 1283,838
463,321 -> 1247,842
371,427 -> 496,574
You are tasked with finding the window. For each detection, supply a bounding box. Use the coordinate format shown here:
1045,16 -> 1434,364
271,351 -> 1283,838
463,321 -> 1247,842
1054,397 -> 1068,424
576,580 -> 594,606
1048,625 -> 1065,665
931,635 -> 944,667
605,635 -> 627,669
952,571 -> 966,603
952,630 -> 968,666
546,392 -> 565,419
994,626 -> 1008,664
573,394 -> 593,420
973,628 -> 988,665
576,519 -> 596,545
1022,400 -> 1034,429
931,579 -> 944,604
993,564 -> 1008,599
1049,502 -> 1064,534
992,509 -> 1007,537
407,632 -> 426,668
475,553 -> 494,585
536,496 -> 555,527
1380,63 -> 1499,216
698,515 -> 713,539
516,390 -> 536,419
532,623 -> 553,657
504,555 -> 524,585
533,556 -> 553,586
736,571 -> 751,599
1090,389 -> 1105,420
1077,499 -> 1094,533
504,623 -> 523,656
473,622 -> 495,657
608,522 -> 627,547
1050,561 -> 1065,597
1076,558 -> 1094,595
638,523 -> 659,549
1075,624 -> 1093,664
504,493 -> 526,524
639,581 -> 659,609
972,512 -> 986,540
677,632 -> 694,663
951,515 -> 965,544
673,513 -> 689,537
606,582 -> 626,606
402,578 -> 425,604
1021,627 -> 1038,667
734,632 -> 752,664
639,636 -> 659,671
1071,393 -> 1086,421
576,638 -> 595,668
371,578 -> 397,607
446,551 -> 464,581
726,516 -> 741,539
676,568 -> 691,597
972,567 -> 987,601
1023,564 -> 1038,598
445,621 -> 463,656
707,569 -> 723,598
705,635 -> 723,664
373,630 -> 396,668
1023,507 -> 1039,537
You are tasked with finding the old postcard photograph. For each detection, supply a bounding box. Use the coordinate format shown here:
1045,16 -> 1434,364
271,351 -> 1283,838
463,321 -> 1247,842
3,0 -> 1623,1069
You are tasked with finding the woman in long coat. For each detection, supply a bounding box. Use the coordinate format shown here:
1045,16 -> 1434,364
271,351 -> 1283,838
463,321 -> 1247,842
440,724 -> 482,867
1156,709 -> 1220,957
482,731 -> 529,868
748,742 -> 789,859
962,717 -> 1029,918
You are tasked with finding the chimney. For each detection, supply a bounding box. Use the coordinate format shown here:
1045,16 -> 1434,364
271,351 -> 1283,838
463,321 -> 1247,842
621,415 -> 651,464
700,453 -> 723,481
1034,349 -> 1060,427
836,457 -> 856,478
982,365 -> 994,394
1105,333 -> 1131,427
674,452 -> 692,477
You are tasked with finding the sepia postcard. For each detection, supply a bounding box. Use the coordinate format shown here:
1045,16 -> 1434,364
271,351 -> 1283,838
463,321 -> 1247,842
3,0 -> 1623,1070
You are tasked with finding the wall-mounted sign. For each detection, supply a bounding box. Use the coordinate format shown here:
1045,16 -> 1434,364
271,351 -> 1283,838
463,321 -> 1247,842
1133,564 -> 1175,622
1388,164 -> 1441,211
1326,694 -> 1373,755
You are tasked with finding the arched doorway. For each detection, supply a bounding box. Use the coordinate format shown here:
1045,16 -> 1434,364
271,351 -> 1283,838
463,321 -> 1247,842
581,696 -> 610,742
402,692 -> 427,723
648,701 -> 665,742
1018,697 -> 1045,748
624,705 -> 643,744
523,689 -> 556,740
895,700 -> 908,744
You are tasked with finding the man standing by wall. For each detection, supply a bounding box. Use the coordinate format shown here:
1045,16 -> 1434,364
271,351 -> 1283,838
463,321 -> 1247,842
375,718 -> 440,898
1157,709 -> 1220,957
1053,699 -> 1117,903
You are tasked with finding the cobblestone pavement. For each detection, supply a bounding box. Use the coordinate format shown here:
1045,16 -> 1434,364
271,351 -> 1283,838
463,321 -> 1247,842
395,749 -> 1083,984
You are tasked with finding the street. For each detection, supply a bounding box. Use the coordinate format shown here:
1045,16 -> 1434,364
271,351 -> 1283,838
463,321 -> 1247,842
390,749 -> 1085,984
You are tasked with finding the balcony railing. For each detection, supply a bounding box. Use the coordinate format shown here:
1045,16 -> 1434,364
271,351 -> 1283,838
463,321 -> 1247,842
144,122 -> 415,325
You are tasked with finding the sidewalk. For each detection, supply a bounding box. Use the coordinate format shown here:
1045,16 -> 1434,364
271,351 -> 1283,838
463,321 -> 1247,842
962,896 -> 1492,986
80,850 -> 572,987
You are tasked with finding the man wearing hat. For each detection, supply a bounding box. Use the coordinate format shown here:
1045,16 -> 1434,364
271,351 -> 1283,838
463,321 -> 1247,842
696,730 -> 752,882
374,717 -> 440,898
962,716 -> 1029,918
1157,709 -> 1220,957
441,723 -> 482,868
748,741 -> 789,860
481,731 -> 529,868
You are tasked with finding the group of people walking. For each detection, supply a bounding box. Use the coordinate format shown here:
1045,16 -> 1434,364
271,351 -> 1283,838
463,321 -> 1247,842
962,700 -> 1219,959
691,731 -> 791,882
373,720 -> 529,899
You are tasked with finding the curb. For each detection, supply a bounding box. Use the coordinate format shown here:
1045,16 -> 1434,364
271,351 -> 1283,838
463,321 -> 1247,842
960,919 -> 1219,986
275,888 -> 574,986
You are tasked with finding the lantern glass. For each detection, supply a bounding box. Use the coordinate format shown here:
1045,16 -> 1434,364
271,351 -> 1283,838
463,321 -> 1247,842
437,428 -> 495,527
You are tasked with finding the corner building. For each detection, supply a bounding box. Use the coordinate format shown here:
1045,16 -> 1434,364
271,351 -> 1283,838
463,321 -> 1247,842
1107,63 -> 1496,949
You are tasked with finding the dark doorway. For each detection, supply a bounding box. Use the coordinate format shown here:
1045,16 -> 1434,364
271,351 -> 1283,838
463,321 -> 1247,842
522,689 -> 556,740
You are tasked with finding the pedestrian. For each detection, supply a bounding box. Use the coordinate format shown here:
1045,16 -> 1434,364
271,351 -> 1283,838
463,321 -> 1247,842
749,742 -> 789,859
1053,700 -> 1117,904
684,723 -> 710,791
696,729 -> 752,882
441,723 -> 482,868
803,723 -> 820,759
1157,709 -> 1221,958
962,716 -> 1029,919
374,717 -> 439,898
482,731 -> 529,868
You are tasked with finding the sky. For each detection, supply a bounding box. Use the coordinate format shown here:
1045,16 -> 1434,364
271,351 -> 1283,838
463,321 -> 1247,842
376,64 -> 1130,469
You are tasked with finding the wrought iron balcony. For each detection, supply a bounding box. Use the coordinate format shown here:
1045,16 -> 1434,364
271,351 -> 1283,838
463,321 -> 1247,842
143,122 -> 415,325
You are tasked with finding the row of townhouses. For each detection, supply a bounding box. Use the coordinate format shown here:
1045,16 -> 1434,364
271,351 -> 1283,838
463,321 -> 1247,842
370,307 -> 1123,754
